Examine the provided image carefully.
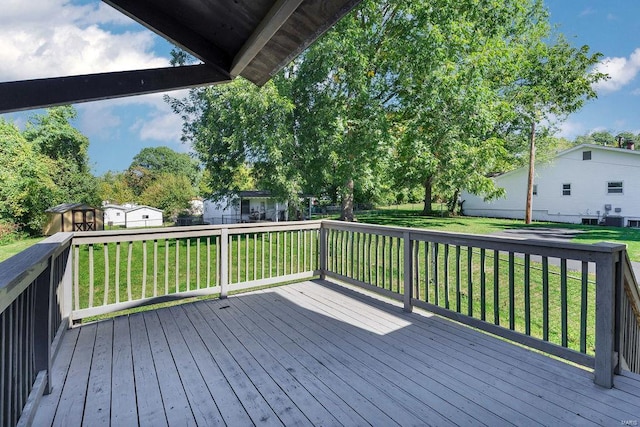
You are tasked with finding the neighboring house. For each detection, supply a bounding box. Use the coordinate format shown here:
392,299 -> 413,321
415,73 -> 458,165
462,144 -> 640,226
203,191 -> 288,224
103,204 -> 164,228
43,203 -> 104,235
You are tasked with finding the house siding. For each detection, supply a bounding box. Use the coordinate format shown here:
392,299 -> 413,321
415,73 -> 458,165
462,145 -> 640,225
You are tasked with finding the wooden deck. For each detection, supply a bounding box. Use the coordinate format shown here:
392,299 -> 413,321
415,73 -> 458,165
34,280 -> 640,426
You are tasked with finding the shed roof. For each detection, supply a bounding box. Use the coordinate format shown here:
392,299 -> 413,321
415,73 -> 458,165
46,203 -> 101,213
0,0 -> 362,113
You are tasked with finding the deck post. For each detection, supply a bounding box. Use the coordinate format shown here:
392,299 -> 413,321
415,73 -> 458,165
34,257 -> 53,395
319,226 -> 327,280
594,245 -> 623,388
220,228 -> 229,299
403,231 -> 413,313
62,245 -> 73,322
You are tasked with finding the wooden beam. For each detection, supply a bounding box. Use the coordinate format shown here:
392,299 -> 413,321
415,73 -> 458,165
103,0 -> 232,72
230,0 -> 304,77
0,65 -> 230,114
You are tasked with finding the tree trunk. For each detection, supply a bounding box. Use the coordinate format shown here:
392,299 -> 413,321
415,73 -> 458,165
340,178 -> 355,221
525,121 -> 536,224
422,176 -> 434,214
448,190 -> 460,214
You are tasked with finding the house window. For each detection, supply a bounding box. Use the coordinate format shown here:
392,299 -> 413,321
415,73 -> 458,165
562,183 -> 571,196
629,220 -> 640,228
607,181 -> 623,194
142,214 -> 149,219
582,151 -> 591,160
532,184 -> 538,196
116,212 -> 120,216
582,218 -> 598,225
241,199 -> 250,215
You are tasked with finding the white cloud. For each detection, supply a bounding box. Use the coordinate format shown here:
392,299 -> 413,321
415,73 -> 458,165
555,120 -> 587,139
593,48 -> 640,93
0,0 -> 168,82
579,7 -> 595,17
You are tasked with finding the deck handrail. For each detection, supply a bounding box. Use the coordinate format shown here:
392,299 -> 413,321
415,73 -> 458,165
621,251 -> 640,373
319,220 -> 629,387
0,233 -> 73,427
0,220 -> 635,424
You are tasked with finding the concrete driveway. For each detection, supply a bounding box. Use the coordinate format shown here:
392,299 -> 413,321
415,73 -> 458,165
491,227 -> 640,279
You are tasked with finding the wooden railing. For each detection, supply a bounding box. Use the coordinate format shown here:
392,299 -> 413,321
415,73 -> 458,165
0,233 -> 72,427
0,220 -> 637,425
70,222 -> 321,321
621,252 -> 640,373
320,220 -> 632,387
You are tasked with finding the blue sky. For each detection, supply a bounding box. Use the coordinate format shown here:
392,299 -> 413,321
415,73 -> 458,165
1,0 -> 639,174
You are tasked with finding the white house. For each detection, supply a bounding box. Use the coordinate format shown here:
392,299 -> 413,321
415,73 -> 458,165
203,191 -> 288,224
461,144 -> 640,226
103,204 -> 164,228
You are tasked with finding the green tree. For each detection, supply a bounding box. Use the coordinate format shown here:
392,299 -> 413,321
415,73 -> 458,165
167,77 -> 297,204
130,146 -> 200,186
97,171 -> 136,205
139,173 -> 194,219
0,119 -> 59,234
23,106 -> 100,207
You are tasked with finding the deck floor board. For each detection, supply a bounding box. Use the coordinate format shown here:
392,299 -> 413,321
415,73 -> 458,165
284,282 -> 628,424
35,280 -> 640,426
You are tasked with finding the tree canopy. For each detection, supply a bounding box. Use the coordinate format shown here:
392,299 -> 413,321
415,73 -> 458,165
168,0 -> 604,220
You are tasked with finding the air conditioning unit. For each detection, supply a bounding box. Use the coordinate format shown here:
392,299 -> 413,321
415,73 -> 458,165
604,204 -> 612,211
615,207 -> 622,213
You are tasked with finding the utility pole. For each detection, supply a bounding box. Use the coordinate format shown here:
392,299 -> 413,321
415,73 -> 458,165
525,121 -> 536,224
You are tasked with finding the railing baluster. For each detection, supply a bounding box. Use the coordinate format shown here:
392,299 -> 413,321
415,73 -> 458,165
561,259 -> 568,347
424,241 -> 429,303
396,237 -> 401,293
277,232 -> 280,277
104,243 -> 109,306
261,233 -> 265,279
542,256 -> 549,341
143,240 -> 148,298
455,245 -> 460,311
524,254 -> 530,335
128,241 -> 133,300
164,240 -> 169,295
216,236 -> 221,285
480,248 -> 486,321
580,261 -> 589,353
381,235 -> 386,289
450,244 -> 461,313
175,239 -> 180,293
245,233 -> 249,282
375,234 -> 379,287
237,235 -> 241,283
153,240 -> 158,297
433,243 -> 439,303
494,250 -> 499,325
468,246 -> 473,317
197,237 -> 201,289
254,234 -> 258,279
509,252 -> 515,330
303,231 -> 307,272
206,237 -> 211,287
88,244 -> 94,308
115,243 -> 121,304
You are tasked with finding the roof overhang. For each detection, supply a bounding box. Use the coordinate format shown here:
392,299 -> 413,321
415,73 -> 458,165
0,0 -> 362,114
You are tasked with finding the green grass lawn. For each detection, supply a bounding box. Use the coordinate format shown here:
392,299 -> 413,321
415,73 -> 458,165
356,208 -> 640,262
0,237 -> 45,262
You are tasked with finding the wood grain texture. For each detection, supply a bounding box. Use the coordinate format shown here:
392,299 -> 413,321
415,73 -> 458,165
33,280 -> 640,426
